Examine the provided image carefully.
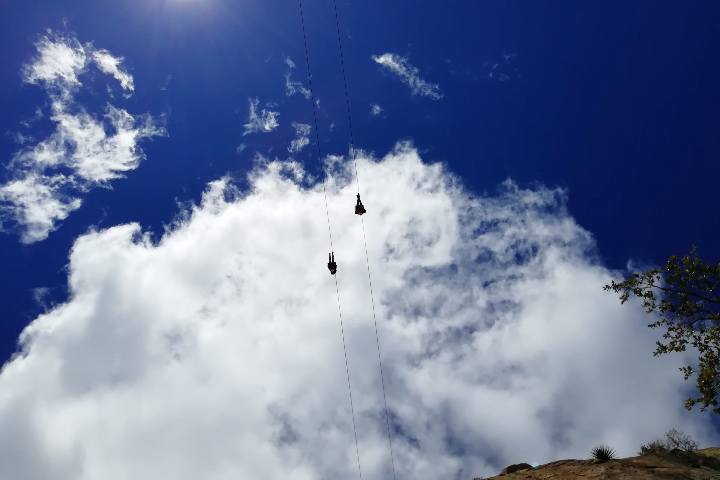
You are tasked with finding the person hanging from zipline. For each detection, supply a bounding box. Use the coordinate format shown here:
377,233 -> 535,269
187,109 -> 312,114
355,193 -> 366,216
327,251 -> 338,275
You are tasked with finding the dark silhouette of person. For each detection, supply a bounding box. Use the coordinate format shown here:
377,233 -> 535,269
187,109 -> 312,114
328,252 -> 337,275
355,193 -> 366,215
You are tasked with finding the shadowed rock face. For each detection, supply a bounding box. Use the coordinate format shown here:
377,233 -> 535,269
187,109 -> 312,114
482,447 -> 720,479
500,463 -> 533,475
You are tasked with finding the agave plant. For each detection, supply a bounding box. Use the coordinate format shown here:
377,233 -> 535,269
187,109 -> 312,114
591,445 -> 616,462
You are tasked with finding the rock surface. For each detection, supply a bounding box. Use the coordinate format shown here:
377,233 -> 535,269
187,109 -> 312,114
500,463 -> 533,475
482,447 -> 720,479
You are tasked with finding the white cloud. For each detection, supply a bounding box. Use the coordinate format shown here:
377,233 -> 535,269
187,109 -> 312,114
288,122 -> 311,153
11,132 -> 34,145
284,56 -> 312,100
22,32 -> 87,92
370,104 -> 383,116
0,31 -> 165,244
286,75 -> 312,100
11,103 -> 163,184
22,32 -> 136,95
243,97 -> 280,136
92,49 -> 135,92
58,105 -> 163,183
19,108 -> 45,129
0,144 -> 715,480
32,287 -> 53,309
0,173 -> 81,244
372,53 -> 443,100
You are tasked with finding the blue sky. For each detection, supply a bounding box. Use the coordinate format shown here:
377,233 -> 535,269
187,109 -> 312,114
1,1 -> 719,478
2,1 -> 720,355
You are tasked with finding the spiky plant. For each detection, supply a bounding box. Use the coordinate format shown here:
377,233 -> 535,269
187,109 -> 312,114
591,445 -> 616,462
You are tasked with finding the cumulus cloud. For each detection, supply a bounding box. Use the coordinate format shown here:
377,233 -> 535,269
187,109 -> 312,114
288,122 -> 311,153
243,97 -> 280,136
0,143 -> 714,480
0,31 -> 165,243
370,104 -> 383,116
372,53 -> 443,100
284,56 -> 312,100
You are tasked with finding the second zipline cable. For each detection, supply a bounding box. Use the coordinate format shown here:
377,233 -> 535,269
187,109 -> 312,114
296,1 -> 363,479
329,1 -> 399,479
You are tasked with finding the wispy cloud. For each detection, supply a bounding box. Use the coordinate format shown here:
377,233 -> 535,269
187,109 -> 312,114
0,173 -> 81,243
243,97 -> 280,136
19,108 -> 44,129
288,122 -> 311,153
484,52 -> 520,82
284,56 -> 311,100
9,132 -> 34,146
92,49 -> 135,92
31,286 -> 53,310
372,53 -> 443,100
160,74 -> 173,91
22,33 -> 87,91
0,31 -> 165,244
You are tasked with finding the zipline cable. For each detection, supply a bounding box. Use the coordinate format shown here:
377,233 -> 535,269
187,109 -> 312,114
296,1 -> 363,479
329,1 -> 399,479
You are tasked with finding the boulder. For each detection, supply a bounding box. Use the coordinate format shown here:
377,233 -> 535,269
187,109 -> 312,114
499,463 -> 533,475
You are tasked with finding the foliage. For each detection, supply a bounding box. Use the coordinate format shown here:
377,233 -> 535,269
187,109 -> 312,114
663,428 -> 698,451
591,445 -> 616,461
604,247 -> 720,414
639,439 -> 668,456
639,428 -> 698,455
